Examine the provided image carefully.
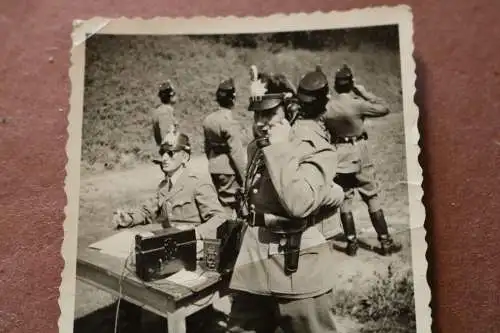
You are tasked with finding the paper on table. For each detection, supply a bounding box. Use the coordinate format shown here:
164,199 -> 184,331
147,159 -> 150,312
165,269 -> 208,288
89,230 -> 154,259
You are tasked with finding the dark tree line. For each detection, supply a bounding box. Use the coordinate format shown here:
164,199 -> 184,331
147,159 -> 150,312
190,25 -> 399,51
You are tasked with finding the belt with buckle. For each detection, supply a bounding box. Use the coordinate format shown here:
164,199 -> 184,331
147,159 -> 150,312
332,132 -> 368,144
250,212 -> 313,231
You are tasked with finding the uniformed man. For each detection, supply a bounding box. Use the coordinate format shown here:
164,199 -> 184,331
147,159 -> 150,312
202,78 -> 247,217
294,66 -> 333,141
152,80 -> 179,146
226,67 -> 344,333
323,64 -> 402,256
112,130 -> 229,241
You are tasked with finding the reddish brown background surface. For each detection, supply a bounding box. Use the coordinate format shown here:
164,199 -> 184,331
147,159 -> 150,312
0,0 -> 499,332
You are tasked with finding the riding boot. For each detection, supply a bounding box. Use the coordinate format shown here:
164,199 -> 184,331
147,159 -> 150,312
369,210 -> 402,255
340,212 -> 358,256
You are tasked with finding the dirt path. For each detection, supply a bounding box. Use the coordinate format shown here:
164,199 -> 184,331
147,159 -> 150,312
80,155 -> 209,195
75,155 -> 412,333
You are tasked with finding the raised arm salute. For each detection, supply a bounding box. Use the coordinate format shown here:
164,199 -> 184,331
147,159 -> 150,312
323,64 -> 402,256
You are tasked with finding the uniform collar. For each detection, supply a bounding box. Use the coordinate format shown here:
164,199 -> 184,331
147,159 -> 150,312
166,166 -> 185,187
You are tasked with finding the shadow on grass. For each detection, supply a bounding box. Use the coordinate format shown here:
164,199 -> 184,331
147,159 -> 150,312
74,300 -> 229,333
330,232 -> 391,256
74,300 -> 141,333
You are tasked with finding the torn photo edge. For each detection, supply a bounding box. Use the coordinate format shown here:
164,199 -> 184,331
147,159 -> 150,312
61,5 -> 429,333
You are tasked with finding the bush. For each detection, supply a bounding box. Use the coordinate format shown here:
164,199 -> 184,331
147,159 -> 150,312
334,264 -> 416,333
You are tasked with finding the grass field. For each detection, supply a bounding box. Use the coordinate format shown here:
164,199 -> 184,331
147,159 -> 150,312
76,30 -> 415,333
81,31 -> 402,174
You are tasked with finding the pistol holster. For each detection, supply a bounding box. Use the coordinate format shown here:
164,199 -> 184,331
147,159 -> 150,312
256,213 -> 310,275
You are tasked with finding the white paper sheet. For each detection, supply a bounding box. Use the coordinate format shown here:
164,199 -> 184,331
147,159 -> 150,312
165,269 -> 208,288
89,230 -> 154,259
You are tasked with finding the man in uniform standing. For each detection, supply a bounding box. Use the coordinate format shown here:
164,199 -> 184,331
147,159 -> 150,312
202,78 -> 247,217
226,68 -> 344,333
323,64 -> 402,256
152,80 -> 179,146
112,130 -> 228,241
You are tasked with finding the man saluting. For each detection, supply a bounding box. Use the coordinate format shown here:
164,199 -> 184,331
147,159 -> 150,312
324,64 -> 402,256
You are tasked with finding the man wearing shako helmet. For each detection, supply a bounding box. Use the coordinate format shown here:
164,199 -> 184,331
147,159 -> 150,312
112,130 -> 228,241
323,64 -> 402,257
202,78 -> 247,217
226,66 -> 343,333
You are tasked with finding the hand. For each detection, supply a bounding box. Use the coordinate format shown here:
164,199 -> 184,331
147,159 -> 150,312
353,84 -> 378,102
268,120 -> 291,145
112,209 -> 133,229
353,83 -> 368,96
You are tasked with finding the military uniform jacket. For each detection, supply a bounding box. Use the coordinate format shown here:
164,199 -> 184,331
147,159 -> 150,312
124,168 -> 228,239
202,108 -> 247,183
229,120 -> 344,299
323,90 -> 390,174
152,104 -> 177,145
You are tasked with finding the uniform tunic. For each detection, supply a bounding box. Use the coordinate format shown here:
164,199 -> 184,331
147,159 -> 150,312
152,104 -> 178,145
229,120 -> 344,299
123,167 -> 228,239
323,91 -> 389,174
202,107 -> 247,209
323,89 -> 390,211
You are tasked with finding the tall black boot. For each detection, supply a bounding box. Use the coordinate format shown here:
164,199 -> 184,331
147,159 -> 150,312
369,210 -> 402,256
340,212 -> 358,256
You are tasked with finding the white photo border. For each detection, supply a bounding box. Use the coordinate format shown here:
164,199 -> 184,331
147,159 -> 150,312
62,5 -> 428,333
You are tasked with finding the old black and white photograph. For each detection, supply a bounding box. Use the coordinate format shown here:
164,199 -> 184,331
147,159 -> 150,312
62,7 -> 428,333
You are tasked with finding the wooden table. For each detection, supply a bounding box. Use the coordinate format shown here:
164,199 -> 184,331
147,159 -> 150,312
76,238 -> 229,333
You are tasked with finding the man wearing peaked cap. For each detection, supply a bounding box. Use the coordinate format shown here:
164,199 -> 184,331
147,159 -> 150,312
323,63 -> 402,257
297,65 -> 330,104
151,80 -> 179,146
225,66 -> 344,333
216,78 -> 236,100
112,129 -> 229,241
202,78 -> 247,217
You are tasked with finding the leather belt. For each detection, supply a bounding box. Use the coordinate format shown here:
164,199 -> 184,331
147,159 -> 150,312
331,132 -> 368,144
250,212 -> 314,231
250,212 -> 312,276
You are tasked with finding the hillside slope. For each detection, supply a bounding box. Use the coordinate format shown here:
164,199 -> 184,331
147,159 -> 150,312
82,34 -> 402,173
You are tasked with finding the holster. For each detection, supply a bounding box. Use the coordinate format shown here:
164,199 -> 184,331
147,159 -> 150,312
254,213 -> 310,275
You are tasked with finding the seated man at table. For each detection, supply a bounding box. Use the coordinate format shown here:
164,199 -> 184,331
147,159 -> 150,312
112,130 -> 229,241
